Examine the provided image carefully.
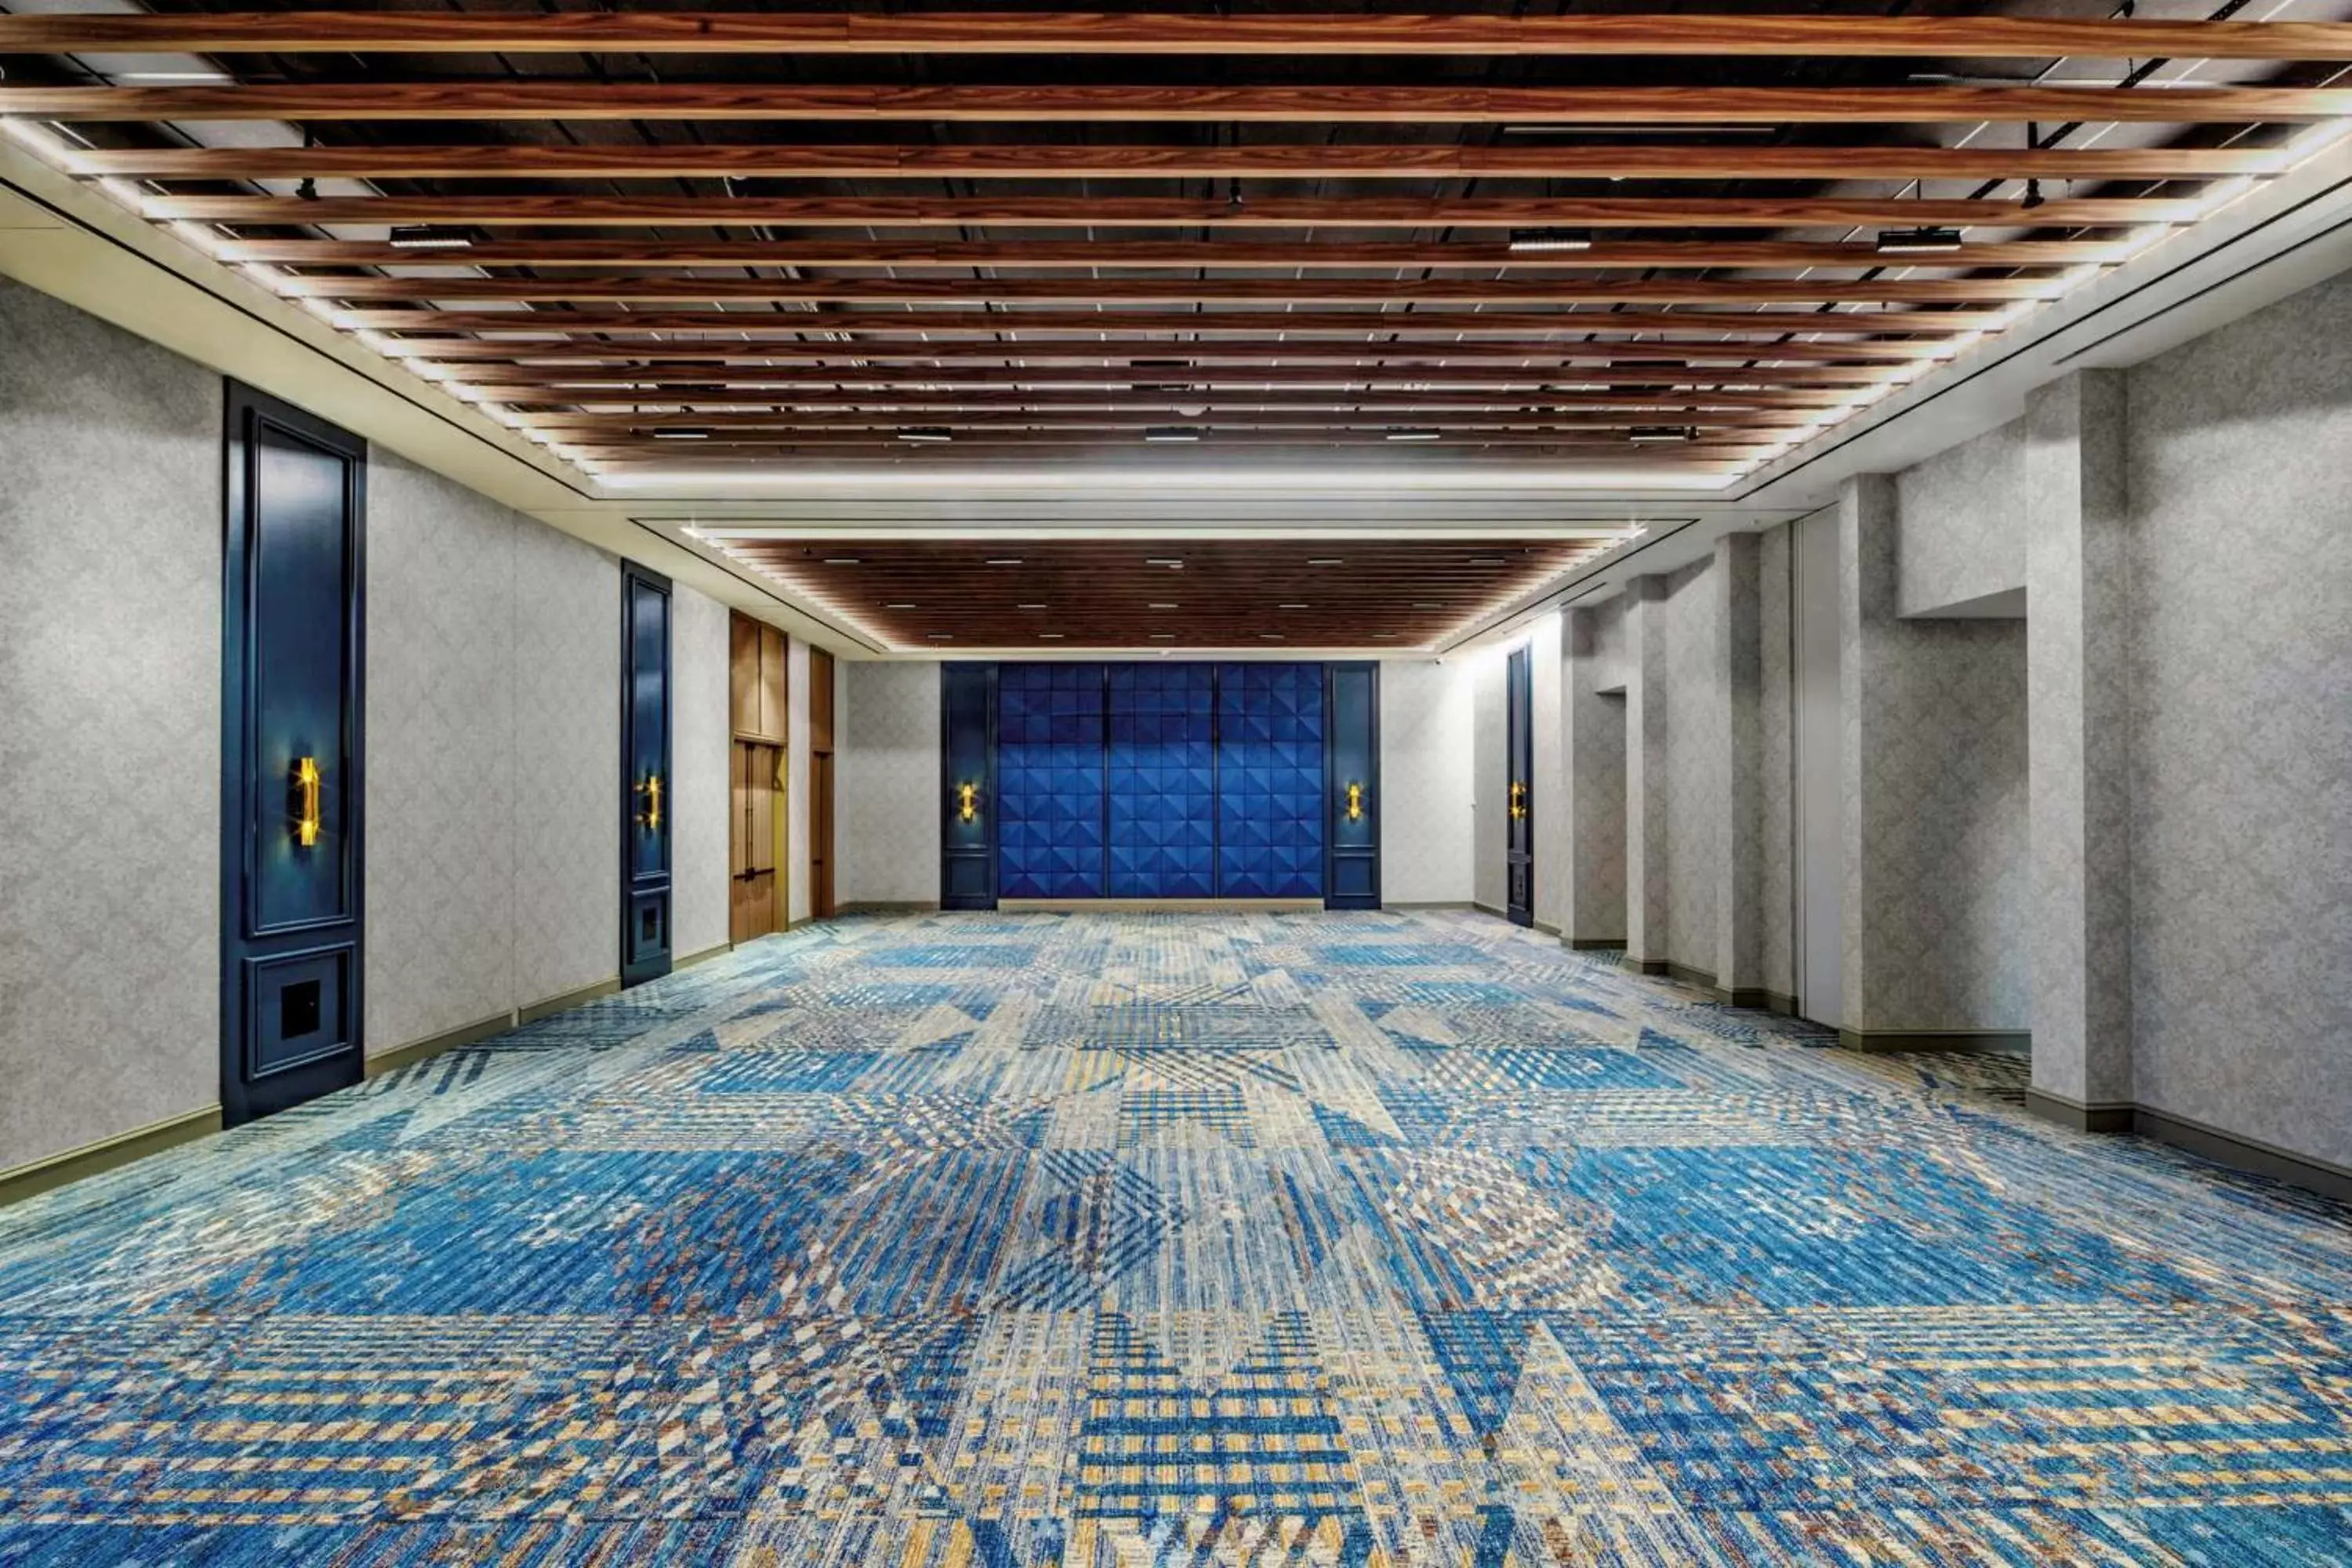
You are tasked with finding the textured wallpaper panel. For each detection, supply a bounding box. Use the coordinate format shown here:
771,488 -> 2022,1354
1756,524 -> 1796,999
1109,662 -> 1215,898
1215,662 -> 1324,898
365,453 -> 520,1049
670,584 -> 732,959
0,282 -> 221,1171
2123,271 -> 2352,1170
840,661 -> 942,905
1662,560 -> 1723,977
999,663 -> 1107,898
1377,660 -> 1474,904
512,521 -> 618,1007
1566,600 -> 1628,942
1896,419 -> 2027,617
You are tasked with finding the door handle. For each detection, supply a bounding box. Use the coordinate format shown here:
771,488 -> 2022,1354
637,772 -> 663,831
1508,780 -> 1527,821
292,756 -> 323,848
1345,780 -> 1366,822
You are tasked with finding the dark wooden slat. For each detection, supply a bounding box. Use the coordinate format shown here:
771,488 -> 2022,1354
339,307 -> 1984,336
564,434 -> 1776,453
210,238 -> 2126,270
149,194 -> 2194,228
474,387 -> 1846,412
294,276 -> 2056,307
82,141 -> 2275,182
9,83 -> 2343,124
386,339 -> 1920,367
529,408 -> 1809,432
8,13 -> 2352,59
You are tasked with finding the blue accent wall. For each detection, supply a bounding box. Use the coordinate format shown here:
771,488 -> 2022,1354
998,662 -> 1105,898
1215,663 -> 1326,898
1108,663 -> 1215,897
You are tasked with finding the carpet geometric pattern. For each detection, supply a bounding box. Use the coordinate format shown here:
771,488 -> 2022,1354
2,910 -> 2348,1565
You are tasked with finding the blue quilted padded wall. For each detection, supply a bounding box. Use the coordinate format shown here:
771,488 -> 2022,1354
997,662 -> 1105,898
1106,662 -> 1215,897
1215,662 -> 1326,897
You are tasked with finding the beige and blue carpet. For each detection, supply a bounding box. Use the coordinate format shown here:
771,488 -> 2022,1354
2,910 -> 2348,1564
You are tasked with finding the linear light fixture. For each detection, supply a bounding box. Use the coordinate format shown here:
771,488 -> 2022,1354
822,556 -> 862,565
1875,226 -> 1966,256
1142,427 -> 1202,442
387,224 -> 477,251
1385,428 -> 1443,441
985,556 -> 1025,565
1307,557 -> 1345,566
652,427 -> 710,441
895,426 -> 954,443
1508,227 -> 1594,253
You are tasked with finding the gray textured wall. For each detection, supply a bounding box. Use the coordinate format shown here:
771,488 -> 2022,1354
1662,558 -> 1722,977
670,583 -> 731,960
367,452 -> 623,1053
1530,614 -> 1567,931
2122,271 -> 2352,1169
840,661 -> 943,905
1842,476 -> 2033,1034
0,281 -> 221,1172
1896,419 -> 2027,616
1564,599 -> 1628,942
1756,524 -> 1795,1000
1471,649 -> 1508,914
1380,658 -> 1475,905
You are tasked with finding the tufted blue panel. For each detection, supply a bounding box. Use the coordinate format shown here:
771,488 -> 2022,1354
1215,663 -> 1326,897
997,662 -> 1104,898
1106,663 -> 1215,898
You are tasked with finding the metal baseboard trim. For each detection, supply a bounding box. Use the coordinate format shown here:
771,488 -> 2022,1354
1385,901 -> 1476,911
2134,1105 -> 2352,1204
517,976 -> 622,1026
2024,1087 -> 2136,1134
366,1010 -> 513,1079
674,942 -> 733,971
0,1105 -> 223,1210
1000,898 -> 1321,914
1567,937 -> 1628,952
841,901 -> 940,914
1839,1029 -> 2032,1056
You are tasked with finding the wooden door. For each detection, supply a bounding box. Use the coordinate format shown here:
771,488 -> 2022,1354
220,384 -> 367,1126
1505,644 -> 1535,927
728,612 -> 789,942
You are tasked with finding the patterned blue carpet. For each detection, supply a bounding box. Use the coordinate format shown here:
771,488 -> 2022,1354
2,910 -> 2348,1565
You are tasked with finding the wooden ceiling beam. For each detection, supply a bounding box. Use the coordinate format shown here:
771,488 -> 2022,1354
9,83 -> 2344,125
383,339 -> 1917,368
337,307 -> 1981,336
290,277 -> 2057,307
8,13 -> 2352,60
470,387 -> 1849,411
527,408 -> 1809,432
560,435 -> 1778,456
80,141 -> 2275,183
447,374 -> 1855,402
206,238 -> 2128,270
145,194 -> 2194,228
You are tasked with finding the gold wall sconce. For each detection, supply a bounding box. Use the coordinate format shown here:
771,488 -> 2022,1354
957,781 -> 980,822
1508,780 -> 1528,821
638,772 -> 663,832
292,756 -> 322,848
1345,781 -> 1365,822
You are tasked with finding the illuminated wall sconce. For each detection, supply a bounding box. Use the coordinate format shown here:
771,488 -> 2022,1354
1508,780 -> 1528,821
957,781 -> 980,823
1345,781 -> 1365,822
292,756 -> 322,848
637,772 -> 663,832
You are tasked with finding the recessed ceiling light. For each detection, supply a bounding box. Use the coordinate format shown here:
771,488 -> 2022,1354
1307,557 -> 1344,566
1468,557 -> 1508,566
1142,427 -> 1201,443
1875,225 -> 1966,256
1018,602 -> 1048,610
1279,602 -> 1309,609
1374,632 -> 1399,639
985,557 -> 1024,565
895,426 -> 954,443
1039,632 -> 1065,640
1385,428 -> 1443,442
1148,601 -> 1179,609
823,557 -> 862,565
1508,227 -> 1593,253
926,632 -> 953,640
1145,557 -> 1185,569
652,427 -> 710,441
884,601 -> 916,608
1259,632 -> 1284,640
1150,632 -> 1176,639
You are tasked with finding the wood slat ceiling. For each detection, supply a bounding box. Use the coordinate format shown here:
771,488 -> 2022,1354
716,537 -> 1607,648
4,2 -> 2348,488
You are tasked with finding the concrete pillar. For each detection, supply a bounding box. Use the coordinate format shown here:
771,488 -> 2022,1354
1836,474 -> 1898,1032
2025,369 -> 2136,1127
1563,602 -> 1627,946
1713,532 -> 1766,1002
1624,575 -> 1671,967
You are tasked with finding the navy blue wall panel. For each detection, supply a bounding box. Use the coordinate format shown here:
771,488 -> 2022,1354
1215,663 -> 1326,898
998,662 -> 1105,898
1107,662 -> 1215,897
940,663 -> 999,909
1323,662 -> 1381,909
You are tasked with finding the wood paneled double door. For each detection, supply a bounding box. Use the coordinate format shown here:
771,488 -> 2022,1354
730,612 -> 789,943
